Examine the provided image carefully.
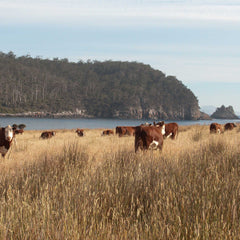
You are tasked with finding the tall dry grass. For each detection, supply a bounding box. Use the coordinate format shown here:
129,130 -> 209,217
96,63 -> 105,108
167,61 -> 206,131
0,125 -> 240,239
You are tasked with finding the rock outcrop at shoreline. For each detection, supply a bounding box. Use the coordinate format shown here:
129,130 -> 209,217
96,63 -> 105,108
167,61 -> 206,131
211,105 -> 239,119
199,111 -> 212,120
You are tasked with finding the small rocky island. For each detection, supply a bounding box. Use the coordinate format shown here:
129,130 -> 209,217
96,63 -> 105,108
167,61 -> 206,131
211,105 -> 239,119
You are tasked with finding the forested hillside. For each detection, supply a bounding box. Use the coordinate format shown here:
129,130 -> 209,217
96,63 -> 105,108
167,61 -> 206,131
0,51 -> 200,120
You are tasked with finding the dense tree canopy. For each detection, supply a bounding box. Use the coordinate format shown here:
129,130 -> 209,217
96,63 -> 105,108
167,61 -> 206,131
0,52 -> 200,120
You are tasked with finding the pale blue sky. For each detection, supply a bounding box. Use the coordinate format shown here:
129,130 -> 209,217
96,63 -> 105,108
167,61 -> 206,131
0,0 -> 240,113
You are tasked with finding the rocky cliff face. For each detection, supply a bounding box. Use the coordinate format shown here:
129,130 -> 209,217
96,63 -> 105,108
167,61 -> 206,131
113,105 -> 200,120
211,105 -> 239,119
0,53 -> 201,120
199,111 -> 212,120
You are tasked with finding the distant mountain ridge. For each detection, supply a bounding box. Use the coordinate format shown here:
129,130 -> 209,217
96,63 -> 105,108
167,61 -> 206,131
0,52 -> 201,120
200,105 -> 217,115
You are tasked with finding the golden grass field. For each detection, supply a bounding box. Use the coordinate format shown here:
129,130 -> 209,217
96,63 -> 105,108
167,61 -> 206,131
0,124 -> 240,239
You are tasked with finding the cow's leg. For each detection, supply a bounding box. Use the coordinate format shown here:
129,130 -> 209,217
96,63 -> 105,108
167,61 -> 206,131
135,139 -> 143,152
172,131 -> 178,140
135,141 -> 139,153
166,132 -> 173,139
0,146 -> 8,157
149,140 -> 159,150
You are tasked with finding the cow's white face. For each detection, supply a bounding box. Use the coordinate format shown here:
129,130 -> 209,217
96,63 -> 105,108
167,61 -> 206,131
161,125 -> 166,135
4,125 -> 13,141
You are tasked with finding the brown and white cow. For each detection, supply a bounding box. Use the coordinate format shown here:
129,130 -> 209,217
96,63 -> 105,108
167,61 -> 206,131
224,122 -> 237,131
76,128 -> 84,137
40,131 -> 56,139
155,121 -> 179,140
135,122 -> 165,152
210,123 -> 223,134
0,125 -> 14,157
102,129 -> 114,136
116,126 -> 136,137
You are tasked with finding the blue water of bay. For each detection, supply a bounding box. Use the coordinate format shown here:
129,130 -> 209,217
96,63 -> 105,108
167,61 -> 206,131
0,117 -> 239,130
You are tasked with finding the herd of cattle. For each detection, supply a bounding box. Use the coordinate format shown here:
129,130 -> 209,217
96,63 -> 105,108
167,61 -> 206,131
0,121 -> 238,158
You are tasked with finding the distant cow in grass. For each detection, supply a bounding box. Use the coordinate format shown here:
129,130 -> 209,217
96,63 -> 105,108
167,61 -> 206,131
210,123 -> 223,134
0,125 -> 14,157
116,126 -> 136,137
76,128 -> 84,137
40,131 -> 56,139
224,122 -> 237,131
14,129 -> 24,135
102,129 -> 114,136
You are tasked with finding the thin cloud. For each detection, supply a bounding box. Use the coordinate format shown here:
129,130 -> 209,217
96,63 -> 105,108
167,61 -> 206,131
1,0 -> 240,26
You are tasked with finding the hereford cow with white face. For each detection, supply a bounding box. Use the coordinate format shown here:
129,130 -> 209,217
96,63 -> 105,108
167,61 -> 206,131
76,128 -> 84,137
210,123 -> 223,134
0,125 -> 14,157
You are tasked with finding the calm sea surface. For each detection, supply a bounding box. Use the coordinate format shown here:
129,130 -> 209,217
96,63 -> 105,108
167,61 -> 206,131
0,117 -> 239,130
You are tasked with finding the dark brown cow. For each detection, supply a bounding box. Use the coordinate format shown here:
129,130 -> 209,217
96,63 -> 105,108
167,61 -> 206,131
76,128 -> 84,137
141,122 -> 152,126
155,121 -> 179,140
116,126 -> 136,137
224,122 -> 237,131
115,126 -> 124,136
210,123 -> 223,134
14,129 -> 24,135
135,122 -> 165,152
0,125 -> 14,157
102,129 -> 114,136
40,131 -> 56,139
